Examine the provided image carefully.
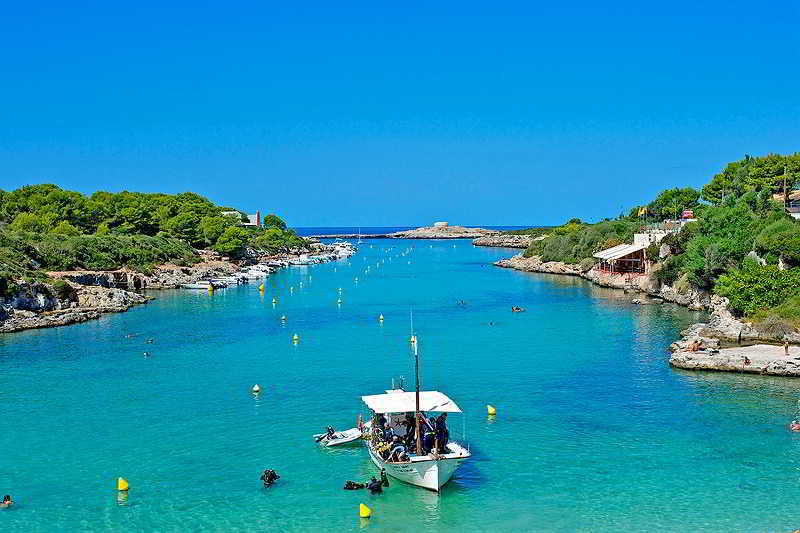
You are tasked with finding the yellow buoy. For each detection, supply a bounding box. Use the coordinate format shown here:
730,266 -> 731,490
252,384 -> 261,394
359,503 -> 371,518
207,285 -> 214,293
116,477 -> 129,491
259,284 -> 264,291
487,405 -> 497,416
292,333 -> 300,343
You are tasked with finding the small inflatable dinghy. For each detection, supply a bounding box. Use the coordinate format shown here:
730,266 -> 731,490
313,427 -> 362,447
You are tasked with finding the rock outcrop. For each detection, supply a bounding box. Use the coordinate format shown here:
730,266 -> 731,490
670,343 -> 800,377
390,225 -> 500,239
472,235 -> 534,248
1,282 -> 149,334
494,254 -> 583,276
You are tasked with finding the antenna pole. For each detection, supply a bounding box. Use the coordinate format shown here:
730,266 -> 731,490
412,309 -> 422,455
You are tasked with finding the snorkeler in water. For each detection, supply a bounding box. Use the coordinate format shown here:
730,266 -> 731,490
260,469 -> 280,487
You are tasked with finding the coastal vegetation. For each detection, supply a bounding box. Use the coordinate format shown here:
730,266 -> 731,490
0,185 -> 307,290
518,153 -> 800,326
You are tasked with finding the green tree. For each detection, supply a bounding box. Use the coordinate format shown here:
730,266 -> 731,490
165,213 -> 202,246
10,212 -> 48,233
647,187 -> 701,220
51,221 -> 81,236
754,219 -> 800,267
199,215 -> 239,246
212,226 -> 249,256
263,214 -> 287,230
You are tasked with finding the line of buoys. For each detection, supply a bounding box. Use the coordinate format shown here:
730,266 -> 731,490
359,503 -> 371,518
487,404 -> 497,416
252,384 -> 261,394
116,477 -> 129,491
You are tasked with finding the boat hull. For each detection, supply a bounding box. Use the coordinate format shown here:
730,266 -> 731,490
365,442 -> 468,491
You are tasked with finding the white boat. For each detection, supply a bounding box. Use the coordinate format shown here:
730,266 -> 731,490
313,427 -> 363,447
359,329 -> 470,491
361,390 -> 470,491
181,281 -> 212,289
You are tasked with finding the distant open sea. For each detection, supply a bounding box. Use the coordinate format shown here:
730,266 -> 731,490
292,226 -> 532,236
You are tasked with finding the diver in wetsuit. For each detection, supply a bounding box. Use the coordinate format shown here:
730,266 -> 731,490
366,477 -> 383,494
343,481 -> 365,490
380,468 -> 389,487
260,469 -> 280,487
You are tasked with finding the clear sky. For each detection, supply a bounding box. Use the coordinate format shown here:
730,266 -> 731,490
1,1 -> 798,227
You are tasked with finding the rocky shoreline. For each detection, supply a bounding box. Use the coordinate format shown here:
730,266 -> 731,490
495,252 -> 800,378
312,225 -> 500,240
472,234 -> 534,248
1,242 -> 354,335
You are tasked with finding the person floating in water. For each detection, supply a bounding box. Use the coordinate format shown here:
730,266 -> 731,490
366,477 -> 383,494
380,468 -> 389,487
260,469 -> 280,487
1,495 -> 13,508
343,480 -> 365,490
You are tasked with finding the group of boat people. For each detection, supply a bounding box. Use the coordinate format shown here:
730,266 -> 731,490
369,411 -> 450,462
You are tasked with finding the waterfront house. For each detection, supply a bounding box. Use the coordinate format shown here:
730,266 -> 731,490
222,210 -> 261,226
772,191 -> 800,219
593,243 -> 647,274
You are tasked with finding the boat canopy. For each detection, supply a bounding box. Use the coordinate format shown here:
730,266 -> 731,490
361,391 -> 462,414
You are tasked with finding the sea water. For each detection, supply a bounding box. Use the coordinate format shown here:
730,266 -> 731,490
2,240 -> 800,532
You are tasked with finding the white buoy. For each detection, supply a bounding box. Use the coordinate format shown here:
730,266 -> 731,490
252,384 -> 261,394
281,315 -> 287,321
379,314 -> 384,322
337,298 -> 342,304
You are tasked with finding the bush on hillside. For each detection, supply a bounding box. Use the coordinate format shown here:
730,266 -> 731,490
714,263 -> 800,316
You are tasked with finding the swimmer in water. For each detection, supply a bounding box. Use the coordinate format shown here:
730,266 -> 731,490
366,477 -> 383,494
260,469 -> 280,487
1,495 -> 12,508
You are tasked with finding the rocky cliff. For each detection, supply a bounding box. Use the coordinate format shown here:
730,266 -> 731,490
391,225 -> 500,239
472,234 -> 534,248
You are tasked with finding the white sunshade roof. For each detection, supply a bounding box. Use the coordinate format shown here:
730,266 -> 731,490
593,243 -> 646,261
361,391 -> 462,414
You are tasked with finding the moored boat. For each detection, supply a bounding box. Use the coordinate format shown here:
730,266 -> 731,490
361,389 -> 470,491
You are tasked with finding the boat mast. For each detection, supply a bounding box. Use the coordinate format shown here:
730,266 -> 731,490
412,309 -> 422,455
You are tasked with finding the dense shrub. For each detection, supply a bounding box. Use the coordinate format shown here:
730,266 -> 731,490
524,219 -> 640,264
715,264 -> 800,316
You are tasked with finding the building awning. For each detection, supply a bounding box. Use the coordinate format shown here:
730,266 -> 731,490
593,243 -> 646,261
361,391 -> 462,414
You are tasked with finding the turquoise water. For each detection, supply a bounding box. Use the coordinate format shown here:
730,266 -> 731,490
3,241 -> 800,532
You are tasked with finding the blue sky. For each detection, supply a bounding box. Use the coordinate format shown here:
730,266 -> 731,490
1,1 -> 798,226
